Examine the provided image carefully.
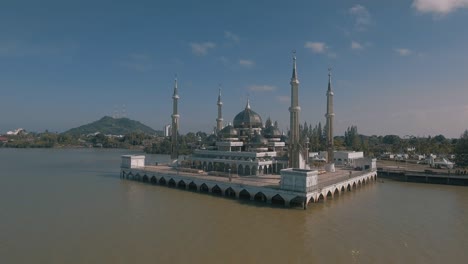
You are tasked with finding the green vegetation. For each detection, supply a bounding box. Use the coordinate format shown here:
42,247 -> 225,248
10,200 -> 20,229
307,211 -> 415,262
454,130 -> 468,167
64,116 -> 161,136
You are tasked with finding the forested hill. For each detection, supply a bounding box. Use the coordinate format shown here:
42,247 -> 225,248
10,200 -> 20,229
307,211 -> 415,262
64,116 -> 161,136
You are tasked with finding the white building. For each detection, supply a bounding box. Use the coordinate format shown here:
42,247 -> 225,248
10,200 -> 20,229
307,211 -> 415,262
6,128 -> 25,135
334,151 -> 364,166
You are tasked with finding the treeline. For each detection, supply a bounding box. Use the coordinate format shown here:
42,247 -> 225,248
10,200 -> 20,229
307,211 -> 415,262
144,132 -> 209,155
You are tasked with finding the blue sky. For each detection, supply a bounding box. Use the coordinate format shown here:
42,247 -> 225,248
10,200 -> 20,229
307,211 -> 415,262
1,0 -> 468,138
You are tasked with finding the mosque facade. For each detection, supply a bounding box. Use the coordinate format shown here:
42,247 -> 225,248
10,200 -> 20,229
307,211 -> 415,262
171,54 -> 335,176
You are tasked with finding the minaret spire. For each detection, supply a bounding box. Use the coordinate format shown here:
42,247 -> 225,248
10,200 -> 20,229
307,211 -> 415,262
325,67 -> 335,172
170,76 -> 180,160
289,50 -> 301,168
245,97 -> 251,109
216,85 -> 223,133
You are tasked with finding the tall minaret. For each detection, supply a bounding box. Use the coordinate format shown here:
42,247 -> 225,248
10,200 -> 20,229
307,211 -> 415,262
289,51 -> 301,168
170,77 -> 180,160
216,86 -> 223,133
325,68 -> 335,172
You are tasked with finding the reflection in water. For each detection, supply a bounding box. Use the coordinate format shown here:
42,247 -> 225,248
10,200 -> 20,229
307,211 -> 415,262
0,148 -> 467,263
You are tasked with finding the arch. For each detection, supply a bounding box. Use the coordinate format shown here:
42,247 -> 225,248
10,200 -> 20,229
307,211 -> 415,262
177,180 -> 186,189
263,166 -> 268,175
308,197 -> 315,204
358,180 -> 362,186
245,165 -> 251,176
150,176 -> 157,184
347,184 -> 351,191
200,183 -> 209,193
211,185 -> 222,196
352,182 -> 356,189
271,194 -> 286,206
127,173 -> 133,180
142,175 -> 149,183
341,186 -> 345,192
333,188 -> 339,197
290,196 -> 304,208
326,191 -> 333,199
318,193 -> 325,202
159,177 -> 167,185
168,178 -> 176,187
254,192 -> 267,203
188,181 -> 197,191
239,189 -> 251,200
134,174 -> 141,181
238,165 -> 244,176
225,187 -> 236,198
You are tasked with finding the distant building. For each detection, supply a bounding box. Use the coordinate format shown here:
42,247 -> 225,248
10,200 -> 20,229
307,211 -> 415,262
164,124 -> 171,137
6,128 -> 25,135
334,151 -> 364,166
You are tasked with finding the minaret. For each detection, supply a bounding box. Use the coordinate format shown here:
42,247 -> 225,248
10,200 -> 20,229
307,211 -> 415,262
170,77 -> 180,160
325,68 -> 335,172
216,86 -> 223,133
289,51 -> 301,168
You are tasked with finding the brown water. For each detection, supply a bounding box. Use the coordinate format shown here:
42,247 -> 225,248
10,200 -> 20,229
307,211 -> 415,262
1,148 -> 467,264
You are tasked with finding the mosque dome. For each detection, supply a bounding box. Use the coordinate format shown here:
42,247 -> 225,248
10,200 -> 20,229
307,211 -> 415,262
219,124 -> 238,138
263,125 -> 282,138
233,100 -> 263,129
250,133 -> 269,146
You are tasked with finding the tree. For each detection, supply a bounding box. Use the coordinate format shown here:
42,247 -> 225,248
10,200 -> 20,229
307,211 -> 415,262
454,130 -> 468,167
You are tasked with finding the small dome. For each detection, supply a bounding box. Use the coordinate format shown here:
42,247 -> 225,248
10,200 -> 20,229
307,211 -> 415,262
263,125 -> 282,138
220,124 -> 238,138
233,100 -> 263,129
250,133 -> 268,146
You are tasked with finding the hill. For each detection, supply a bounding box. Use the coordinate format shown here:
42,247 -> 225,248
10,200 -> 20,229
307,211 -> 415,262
64,116 -> 161,136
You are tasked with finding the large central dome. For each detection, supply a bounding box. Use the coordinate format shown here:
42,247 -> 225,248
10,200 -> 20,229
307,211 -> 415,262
233,99 -> 263,129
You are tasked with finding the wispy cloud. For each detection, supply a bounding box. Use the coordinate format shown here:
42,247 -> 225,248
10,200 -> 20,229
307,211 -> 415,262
305,42 -> 327,53
351,41 -> 363,50
413,0 -> 468,15
190,42 -> 216,56
276,95 -> 290,104
395,48 -> 412,56
119,53 -> 153,72
224,31 -> 240,43
349,5 -> 372,31
239,59 -> 255,67
248,85 -> 276,92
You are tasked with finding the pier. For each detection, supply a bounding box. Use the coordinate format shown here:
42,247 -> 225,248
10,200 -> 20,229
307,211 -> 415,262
377,167 -> 468,186
120,156 -> 377,209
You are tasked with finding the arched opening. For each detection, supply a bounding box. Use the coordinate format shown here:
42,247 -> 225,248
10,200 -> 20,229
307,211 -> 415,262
326,191 -> 333,199
308,197 -> 315,204
225,187 -> 236,198
159,177 -> 167,185
254,192 -> 267,203
347,184 -> 351,191
239,189 -> 251,200
271,194 -> 285,206
142,175 -> 149,183
352,182 -> 356,189
334,188 -> 339,197
177,180 -> 186,189
200,183 -> 209,193
358,180 -> 362,187
341,186 -> 345,192
245,165 -> 251,176
238,165 -> 244,176
135,174 -> 141,181
127,173 -> 133,180
188,181 -> 197,191
168,178 -> 176,188
263,166 -> 268,175
318,194 -> 325,202
211,185 -> 222,196
150,176 -> 157,184
290,196 -> 304,208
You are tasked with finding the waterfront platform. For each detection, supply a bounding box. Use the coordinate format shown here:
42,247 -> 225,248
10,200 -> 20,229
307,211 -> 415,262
377,166 -> 468,186
121,164 -> 377,209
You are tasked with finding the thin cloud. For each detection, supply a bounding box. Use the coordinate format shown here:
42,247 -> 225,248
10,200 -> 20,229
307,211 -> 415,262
248,85 -> 276,92
276,95 -> 290,104
413,0 -> 468,15
239,59 -> 255,67
349,5 -> 372,31
395,48 -> 412,56
351,41 -> 363,50
305,42 -> 327,53
224,31 -> 240,42
190,42 -> 216,56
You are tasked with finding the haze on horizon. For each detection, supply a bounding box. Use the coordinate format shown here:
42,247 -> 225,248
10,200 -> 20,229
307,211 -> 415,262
1,0 -> 468,138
